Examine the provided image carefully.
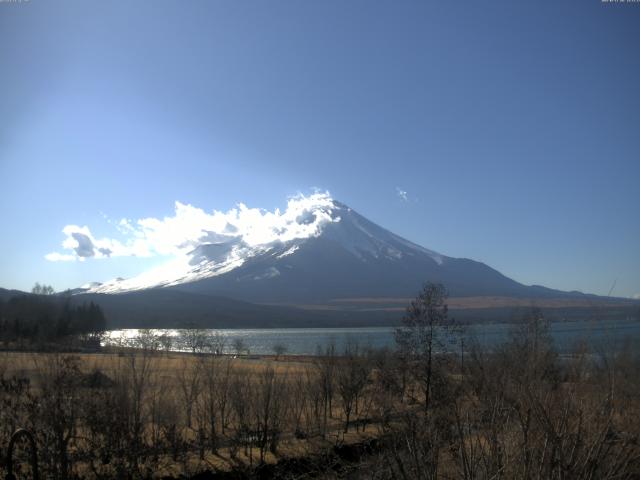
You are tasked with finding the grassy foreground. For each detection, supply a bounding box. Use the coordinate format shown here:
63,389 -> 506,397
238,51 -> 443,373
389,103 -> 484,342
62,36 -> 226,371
1,348 -> 387,479
1,316 -> 639,479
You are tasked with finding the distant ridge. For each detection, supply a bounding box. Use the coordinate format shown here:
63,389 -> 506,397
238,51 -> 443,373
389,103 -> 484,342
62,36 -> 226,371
1,286 -> 637,329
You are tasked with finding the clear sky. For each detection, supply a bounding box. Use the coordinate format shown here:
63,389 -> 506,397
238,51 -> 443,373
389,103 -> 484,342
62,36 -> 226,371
1,0 -> 639,298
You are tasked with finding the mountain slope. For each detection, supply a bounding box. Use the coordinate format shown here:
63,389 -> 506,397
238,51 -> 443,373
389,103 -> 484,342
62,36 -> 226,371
167,201 -> 569,303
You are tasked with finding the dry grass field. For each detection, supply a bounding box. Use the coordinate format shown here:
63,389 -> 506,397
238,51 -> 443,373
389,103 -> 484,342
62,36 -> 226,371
1,310 -> 639,479
0,348 -> 385,479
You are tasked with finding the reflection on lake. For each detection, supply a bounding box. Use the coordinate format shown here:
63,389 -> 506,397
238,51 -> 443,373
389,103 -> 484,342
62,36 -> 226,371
103,318 -> 640,356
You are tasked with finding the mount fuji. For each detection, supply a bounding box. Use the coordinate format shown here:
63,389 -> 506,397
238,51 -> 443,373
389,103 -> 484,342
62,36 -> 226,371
80,199 -> 550,300
69,196 -> 635,327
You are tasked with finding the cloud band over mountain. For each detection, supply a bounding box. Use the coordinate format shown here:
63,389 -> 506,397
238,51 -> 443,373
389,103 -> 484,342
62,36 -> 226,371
45,193 -> 338,263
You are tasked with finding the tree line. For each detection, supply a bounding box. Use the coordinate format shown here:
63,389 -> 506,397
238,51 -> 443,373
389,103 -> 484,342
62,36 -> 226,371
0,284 -> 107,348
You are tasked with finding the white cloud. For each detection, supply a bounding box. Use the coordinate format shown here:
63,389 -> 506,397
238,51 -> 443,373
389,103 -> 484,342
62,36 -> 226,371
54,225 -> 133,260
46,192 -> 339,263
396,187 -> 408,202
633,293 -> 640,300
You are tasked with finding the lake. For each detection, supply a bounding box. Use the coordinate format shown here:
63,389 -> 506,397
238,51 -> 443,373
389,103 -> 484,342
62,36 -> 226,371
104,318 -> 640,355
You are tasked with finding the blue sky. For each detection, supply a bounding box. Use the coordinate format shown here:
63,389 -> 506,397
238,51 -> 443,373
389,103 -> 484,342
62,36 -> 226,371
0,0 -> 639,298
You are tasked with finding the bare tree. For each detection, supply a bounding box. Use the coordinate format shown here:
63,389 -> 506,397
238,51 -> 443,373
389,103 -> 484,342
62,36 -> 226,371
272,343 -> 287,360
177,357 -> 202,429
314,342 -> 337,438
180,328 -> 209,354
229,368 -> 254,461
215,356 -> 234,434
32,282 -> 55,295
252,365 -> 288,462
158,330 -> 174,354
206,330 -> 226,355
233,337 -> 247,356
336,343 -> 370,432
135,328 -> 161,352
289,369 -> 309,437
198,354 -> 221,453
395,282 -> 457,412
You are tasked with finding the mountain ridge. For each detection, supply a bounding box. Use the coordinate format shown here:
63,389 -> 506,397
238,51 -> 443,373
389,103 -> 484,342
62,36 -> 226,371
1,286 -> 637,330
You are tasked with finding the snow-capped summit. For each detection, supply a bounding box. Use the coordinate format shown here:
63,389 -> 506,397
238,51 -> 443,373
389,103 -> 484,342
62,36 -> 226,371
318,200 -> 444,265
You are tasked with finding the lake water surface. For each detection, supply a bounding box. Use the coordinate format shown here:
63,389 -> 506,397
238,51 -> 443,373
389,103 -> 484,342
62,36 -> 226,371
105,318 -> 640,355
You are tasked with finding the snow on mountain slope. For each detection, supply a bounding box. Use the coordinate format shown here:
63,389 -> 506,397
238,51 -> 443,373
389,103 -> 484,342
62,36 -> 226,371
320,201 -> 444,264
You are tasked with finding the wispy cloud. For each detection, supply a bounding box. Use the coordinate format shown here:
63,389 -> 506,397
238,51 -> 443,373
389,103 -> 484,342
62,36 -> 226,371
396,187 -> 408,202
45,192 -> 338,262
44,252 -> 77,262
